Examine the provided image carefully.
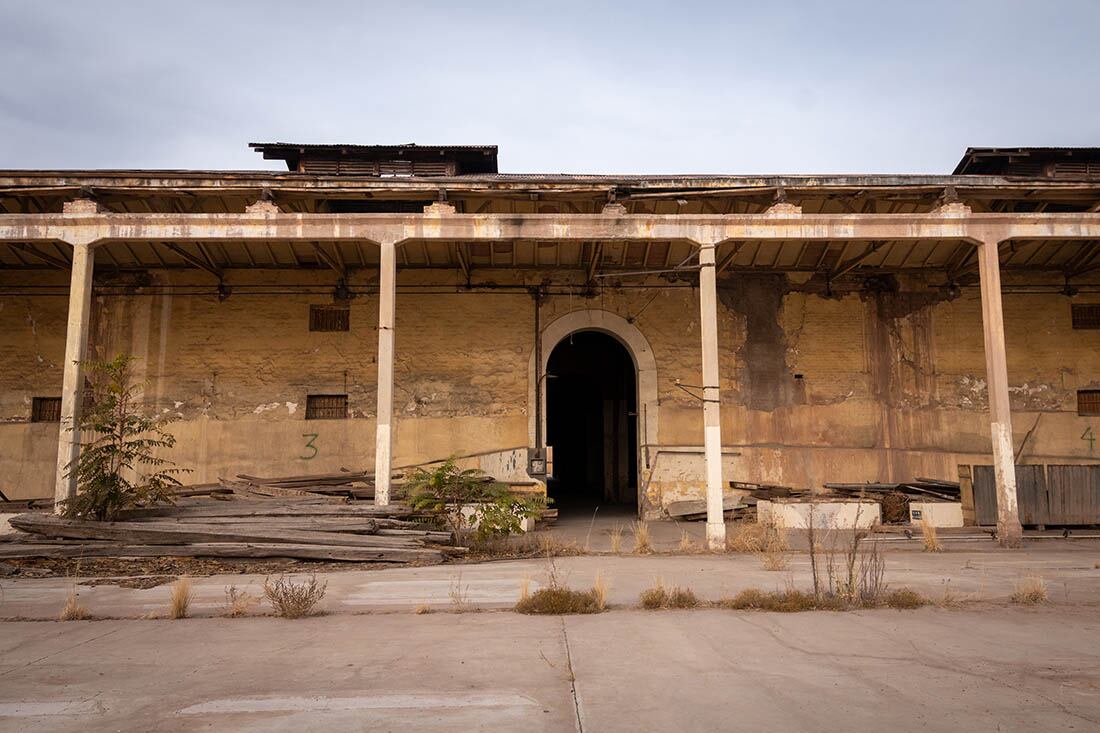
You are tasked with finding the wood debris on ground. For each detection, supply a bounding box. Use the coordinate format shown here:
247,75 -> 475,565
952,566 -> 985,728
0,469 -> 459,565
670,477 -> 961,524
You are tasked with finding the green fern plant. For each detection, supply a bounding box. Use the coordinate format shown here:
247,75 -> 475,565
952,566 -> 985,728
63,354 -> 189,521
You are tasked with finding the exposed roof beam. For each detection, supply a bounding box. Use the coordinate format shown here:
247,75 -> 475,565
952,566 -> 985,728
163,242 -> 222,279
7,242 -> 69,269
1068,242 -> 1100,278
949,247 -> 981,278
586,242 -> 602,282
715,242 -> 745,274
832,241 -> 886,277
455,243 -> 471,281
195,243 -> 222,274
311,242 -> 346,277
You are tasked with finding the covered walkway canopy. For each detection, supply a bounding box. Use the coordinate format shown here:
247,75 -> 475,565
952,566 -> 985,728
3,144 -> 1100,549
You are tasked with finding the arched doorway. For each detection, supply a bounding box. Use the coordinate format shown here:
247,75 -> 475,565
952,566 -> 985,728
545,331 -> 638,514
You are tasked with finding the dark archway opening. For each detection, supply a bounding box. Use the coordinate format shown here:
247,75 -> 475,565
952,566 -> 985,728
545,331 -> 638,515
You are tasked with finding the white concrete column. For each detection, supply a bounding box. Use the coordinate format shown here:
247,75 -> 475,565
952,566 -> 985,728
697,242 -> 726,549
54,241 -> 95,511
976,238 -> 1023,547
373,239 -> 397,506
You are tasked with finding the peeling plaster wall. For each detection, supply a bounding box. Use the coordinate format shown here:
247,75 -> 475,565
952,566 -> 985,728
2,268 -> 1100,506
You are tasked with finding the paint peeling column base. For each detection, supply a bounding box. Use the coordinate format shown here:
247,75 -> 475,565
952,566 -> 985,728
992,421 -> 1023,548
977,236 -> 1023,548
54,241 -> 95,512
374,240 -> 396,506
698,242 -> 727,550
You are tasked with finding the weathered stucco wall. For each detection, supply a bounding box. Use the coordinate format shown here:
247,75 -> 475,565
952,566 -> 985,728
3,267 -> 1100,512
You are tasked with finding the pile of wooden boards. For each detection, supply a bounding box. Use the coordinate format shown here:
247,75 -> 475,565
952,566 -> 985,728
822,478 -> 961,502
667,482 -> 810,522
669,478 -> 961,524
173,469 -> 401,502
823,478 -> 961,523
0,494 -> 460,565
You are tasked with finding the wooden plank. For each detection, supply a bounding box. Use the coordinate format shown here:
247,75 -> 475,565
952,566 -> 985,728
0,542 -> 445,563
236,471 -> 370,485
666,494 -> 747,518
8,514 -> 432,549
119,501 -> 417,521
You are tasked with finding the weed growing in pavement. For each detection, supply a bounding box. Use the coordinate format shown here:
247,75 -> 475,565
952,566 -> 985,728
263,574 -> 328,619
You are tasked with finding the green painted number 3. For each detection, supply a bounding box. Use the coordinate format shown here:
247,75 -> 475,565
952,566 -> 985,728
301,433 -> 319,460
1083,427 -> 1096,453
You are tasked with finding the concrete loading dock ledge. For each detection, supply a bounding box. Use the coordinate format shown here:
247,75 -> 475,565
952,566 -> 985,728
4,145 -> 1100,548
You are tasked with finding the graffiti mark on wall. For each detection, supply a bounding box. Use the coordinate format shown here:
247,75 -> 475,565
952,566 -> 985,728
301,433 -> 319,460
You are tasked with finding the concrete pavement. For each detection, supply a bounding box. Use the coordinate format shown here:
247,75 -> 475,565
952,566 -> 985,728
2,607 -> 1100,732
2,542 -> 1099,619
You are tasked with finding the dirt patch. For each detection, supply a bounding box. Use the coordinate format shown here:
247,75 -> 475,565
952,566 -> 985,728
80,575 -> 178,590
2,556 -> 406,579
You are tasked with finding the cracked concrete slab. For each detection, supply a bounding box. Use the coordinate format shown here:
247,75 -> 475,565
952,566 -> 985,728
2,607 -> 1099,732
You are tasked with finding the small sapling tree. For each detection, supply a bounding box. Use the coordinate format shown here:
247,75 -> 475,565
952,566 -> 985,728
63,354 -> 188,520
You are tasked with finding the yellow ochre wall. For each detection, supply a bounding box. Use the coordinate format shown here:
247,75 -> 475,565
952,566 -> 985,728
2,267 -> 1099,514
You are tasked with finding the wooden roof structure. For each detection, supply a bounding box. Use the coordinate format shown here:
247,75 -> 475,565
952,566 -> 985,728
2,146 -> 1099,283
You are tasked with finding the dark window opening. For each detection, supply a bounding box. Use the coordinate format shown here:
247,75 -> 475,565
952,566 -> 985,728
310,305 -> 350,332
31,397 -> 62,422
1078,390 -> 1100,416
545,331 -> 637,515
306,394 -> 348,420
1072,304 -> 1100,330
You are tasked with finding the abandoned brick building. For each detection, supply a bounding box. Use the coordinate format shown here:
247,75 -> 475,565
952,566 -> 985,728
3,143 -> 1100,547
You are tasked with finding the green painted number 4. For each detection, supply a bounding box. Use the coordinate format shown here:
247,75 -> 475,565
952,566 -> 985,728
1083,427 -> 1096,453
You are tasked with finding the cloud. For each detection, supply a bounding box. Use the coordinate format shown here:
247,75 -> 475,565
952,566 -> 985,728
0,0 -> 1097,173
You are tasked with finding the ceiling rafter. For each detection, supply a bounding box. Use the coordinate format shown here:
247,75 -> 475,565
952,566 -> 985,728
163,243 -> 222,279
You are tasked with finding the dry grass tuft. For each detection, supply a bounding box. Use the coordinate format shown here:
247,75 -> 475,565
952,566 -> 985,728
720,588 -> 819,612
414,604 -> 433,615
719,588 -> 832,612
58,588 -> 89,621
221,585 -> 260,618
263,574 -> 328,618
761,539 -> 790,571
168,576 -> 193,619
678,529 -> 702,554
448,574 -> 470,609
518,572 -> 532,603
937,580 -> 963,609
631,521 -> 652,554
537,534 -> 582,557
666,587 -> 700,608
727,519 -> 788,569
515,587 -> 602,614
608,525 -> 624,554
514,561 -> 605,615
592,570 -> 608,611
639,578 -> 700,609
885,588 -> 927,609
1011,575 -> 1048,605
469,532 -> 583,559
919,517 -> 943,553
726,522 -> 767,553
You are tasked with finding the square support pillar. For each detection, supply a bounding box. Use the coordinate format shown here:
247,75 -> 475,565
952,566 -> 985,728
373,240 -> 397,506
698,242 -> 726,549
54,242 -> 95,511
976,238 -> 1023,547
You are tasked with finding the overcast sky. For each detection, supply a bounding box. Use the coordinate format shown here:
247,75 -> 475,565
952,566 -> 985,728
1,1 -> 1097,174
